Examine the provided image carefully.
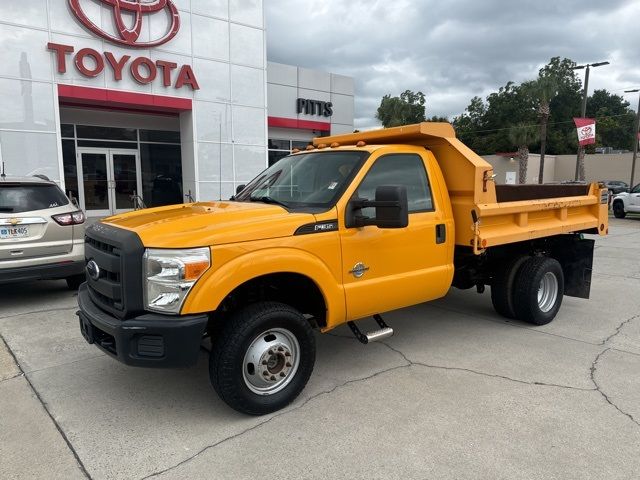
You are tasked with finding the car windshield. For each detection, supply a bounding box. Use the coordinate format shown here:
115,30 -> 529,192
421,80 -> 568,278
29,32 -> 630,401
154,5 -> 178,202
235,151 -> 369,210
0,184 -> 69,213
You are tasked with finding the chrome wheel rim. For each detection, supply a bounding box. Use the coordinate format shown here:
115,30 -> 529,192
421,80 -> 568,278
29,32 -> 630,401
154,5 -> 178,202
537,272 -> 558,313
242,328 -> 300,395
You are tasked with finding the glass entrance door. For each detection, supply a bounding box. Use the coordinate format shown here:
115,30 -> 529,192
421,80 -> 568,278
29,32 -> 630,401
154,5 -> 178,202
77,148 -> 142,216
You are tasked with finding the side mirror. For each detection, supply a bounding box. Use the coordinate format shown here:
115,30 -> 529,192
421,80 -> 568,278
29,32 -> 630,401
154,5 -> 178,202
346,185 -> 408,229
236,184 -> 246,195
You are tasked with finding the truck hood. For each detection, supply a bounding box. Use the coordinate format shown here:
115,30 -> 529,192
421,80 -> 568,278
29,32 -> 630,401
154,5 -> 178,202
102,201 -> 317,248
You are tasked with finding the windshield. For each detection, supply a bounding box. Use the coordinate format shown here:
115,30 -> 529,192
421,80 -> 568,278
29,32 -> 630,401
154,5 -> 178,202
235,151 -> 369,210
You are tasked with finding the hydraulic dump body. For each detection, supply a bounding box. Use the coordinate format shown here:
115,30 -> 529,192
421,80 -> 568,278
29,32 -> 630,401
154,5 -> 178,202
316,123 -> 609,254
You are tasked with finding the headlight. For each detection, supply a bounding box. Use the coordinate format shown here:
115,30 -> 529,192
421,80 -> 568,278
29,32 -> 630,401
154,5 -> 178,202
143,247 -> 210,314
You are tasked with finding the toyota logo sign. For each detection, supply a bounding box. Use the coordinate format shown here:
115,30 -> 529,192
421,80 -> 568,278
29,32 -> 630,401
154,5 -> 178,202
68,0 -> 180,48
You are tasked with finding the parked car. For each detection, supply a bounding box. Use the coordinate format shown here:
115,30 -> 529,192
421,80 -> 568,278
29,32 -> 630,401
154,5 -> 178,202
612,183 -> 640,218
601,180 -> 629,196
0,175 -> 86,289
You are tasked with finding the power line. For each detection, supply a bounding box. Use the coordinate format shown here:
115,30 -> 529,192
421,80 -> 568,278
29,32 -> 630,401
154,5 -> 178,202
459,112 -> 633,135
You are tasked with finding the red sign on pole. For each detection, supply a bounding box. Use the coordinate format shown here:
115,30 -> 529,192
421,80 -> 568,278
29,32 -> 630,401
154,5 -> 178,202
574,118 -> 596,146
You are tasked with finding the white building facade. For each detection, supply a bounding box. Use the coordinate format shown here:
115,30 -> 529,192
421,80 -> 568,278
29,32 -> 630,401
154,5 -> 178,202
0,1 -> 354,216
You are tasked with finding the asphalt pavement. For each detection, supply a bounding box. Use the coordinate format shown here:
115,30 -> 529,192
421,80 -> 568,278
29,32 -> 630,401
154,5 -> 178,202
1,217 -> 639,480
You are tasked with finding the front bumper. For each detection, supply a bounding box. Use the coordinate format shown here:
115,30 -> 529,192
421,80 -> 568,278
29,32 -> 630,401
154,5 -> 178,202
0,259 -> 84,284
77,284 -> 208,368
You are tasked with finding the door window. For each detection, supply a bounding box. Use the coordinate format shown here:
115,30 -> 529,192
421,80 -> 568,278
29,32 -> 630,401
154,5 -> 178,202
355,154 -> 433,217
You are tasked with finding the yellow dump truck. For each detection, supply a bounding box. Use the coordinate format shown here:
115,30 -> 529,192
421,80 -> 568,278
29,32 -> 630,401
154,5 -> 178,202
77,123 -> 608,414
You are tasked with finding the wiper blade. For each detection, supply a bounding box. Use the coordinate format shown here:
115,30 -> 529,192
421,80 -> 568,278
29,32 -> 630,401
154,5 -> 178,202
250,196 -> 289,209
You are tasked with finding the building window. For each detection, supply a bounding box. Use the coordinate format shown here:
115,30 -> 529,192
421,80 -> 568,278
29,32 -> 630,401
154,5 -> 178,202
268,138 -> 316,166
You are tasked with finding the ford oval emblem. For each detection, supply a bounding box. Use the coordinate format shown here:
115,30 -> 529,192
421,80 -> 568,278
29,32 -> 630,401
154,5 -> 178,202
86,260 -> 101,281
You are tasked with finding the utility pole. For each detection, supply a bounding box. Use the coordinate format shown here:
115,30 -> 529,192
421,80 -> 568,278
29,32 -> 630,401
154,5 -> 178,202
571,61 -> 609,181
624,88 -> 640,188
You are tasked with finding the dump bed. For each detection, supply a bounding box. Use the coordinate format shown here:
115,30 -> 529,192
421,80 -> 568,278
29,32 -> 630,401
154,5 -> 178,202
316,123 -> 608,254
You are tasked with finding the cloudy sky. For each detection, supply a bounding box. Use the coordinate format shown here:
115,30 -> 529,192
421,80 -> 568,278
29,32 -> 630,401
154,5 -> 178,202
265,0 -> 640,129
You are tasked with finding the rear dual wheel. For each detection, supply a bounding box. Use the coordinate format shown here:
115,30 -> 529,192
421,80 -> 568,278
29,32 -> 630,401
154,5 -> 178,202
491,256 -> 564,325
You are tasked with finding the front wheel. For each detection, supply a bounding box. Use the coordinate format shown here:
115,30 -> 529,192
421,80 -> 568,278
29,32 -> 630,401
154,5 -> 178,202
209,302 -> 315,415
513,256 -> 564,325
613,201 -> 626,218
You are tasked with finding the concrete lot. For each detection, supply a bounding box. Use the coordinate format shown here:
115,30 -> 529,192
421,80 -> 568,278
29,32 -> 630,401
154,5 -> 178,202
1,217 -> 639,480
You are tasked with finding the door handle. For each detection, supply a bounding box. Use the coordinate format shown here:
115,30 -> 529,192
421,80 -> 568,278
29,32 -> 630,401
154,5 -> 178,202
436,224 -> 446,244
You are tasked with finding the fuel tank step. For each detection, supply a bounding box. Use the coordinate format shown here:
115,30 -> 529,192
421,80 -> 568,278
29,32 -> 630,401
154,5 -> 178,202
347,314 -> 394,344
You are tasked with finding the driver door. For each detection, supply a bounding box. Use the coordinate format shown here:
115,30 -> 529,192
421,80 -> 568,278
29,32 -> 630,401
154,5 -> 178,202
339,151 -> 453,320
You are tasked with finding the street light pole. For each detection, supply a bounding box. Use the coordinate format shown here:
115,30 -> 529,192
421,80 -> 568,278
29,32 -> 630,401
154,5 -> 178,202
624,89 -> 640,188
572,61 -> 609,181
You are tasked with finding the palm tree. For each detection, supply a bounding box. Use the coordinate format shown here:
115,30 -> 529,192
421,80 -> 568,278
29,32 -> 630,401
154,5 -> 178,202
522,77 -> 558,183
509,123 -> 539,184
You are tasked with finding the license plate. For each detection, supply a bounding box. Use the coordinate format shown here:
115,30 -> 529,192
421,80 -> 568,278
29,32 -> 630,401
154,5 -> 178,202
0,226 -> 29,239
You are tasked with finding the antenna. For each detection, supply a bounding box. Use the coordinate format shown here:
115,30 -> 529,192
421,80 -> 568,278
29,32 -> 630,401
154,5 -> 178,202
0,144 -> 5,178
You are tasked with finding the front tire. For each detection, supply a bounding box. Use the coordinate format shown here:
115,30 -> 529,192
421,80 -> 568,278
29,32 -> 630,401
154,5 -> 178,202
209,302 -> 315,415
513,256 -> 564,325
613,201 -> 626,218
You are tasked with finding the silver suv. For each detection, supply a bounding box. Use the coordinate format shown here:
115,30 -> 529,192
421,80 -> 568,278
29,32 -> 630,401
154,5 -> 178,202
0,175 -> 85,289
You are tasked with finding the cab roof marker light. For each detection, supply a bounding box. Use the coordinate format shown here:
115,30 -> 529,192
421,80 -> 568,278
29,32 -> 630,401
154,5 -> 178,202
356,140 -> 366,147
305,145 -> 315,151
330,142 -> 340,148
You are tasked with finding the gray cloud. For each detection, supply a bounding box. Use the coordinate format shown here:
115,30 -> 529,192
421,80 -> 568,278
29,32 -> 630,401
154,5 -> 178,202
266,0 -> 640,129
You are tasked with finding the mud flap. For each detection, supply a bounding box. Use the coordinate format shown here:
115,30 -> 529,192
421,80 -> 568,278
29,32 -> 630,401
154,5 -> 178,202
554,237 -> 595,299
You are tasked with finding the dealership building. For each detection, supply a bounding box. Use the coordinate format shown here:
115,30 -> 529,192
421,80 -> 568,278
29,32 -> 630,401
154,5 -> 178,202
0,1 -> 354,216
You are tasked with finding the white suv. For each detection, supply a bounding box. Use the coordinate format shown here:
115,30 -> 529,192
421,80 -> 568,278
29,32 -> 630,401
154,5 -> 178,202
0,175 -> 85,289
612,183 -> 640,218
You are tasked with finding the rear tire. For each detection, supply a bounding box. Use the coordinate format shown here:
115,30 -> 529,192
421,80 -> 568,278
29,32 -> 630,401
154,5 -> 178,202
490,255 -> 529,319
209,301 -> 315,415
613,201 -> 626,218
513,256 -> 564,325
65,274 -> 85,290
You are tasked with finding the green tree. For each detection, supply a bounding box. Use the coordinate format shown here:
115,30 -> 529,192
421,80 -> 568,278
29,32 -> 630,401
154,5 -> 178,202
376,90 -> 426,127
521,75 -> 558,183
540,57 -> 582,155
586,89 -> 635,149
509,123 -> 539,184
453,56 -> 635,157
453,57 -> 583,155
454,96 -> 488,153
454,81 -> 536,154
